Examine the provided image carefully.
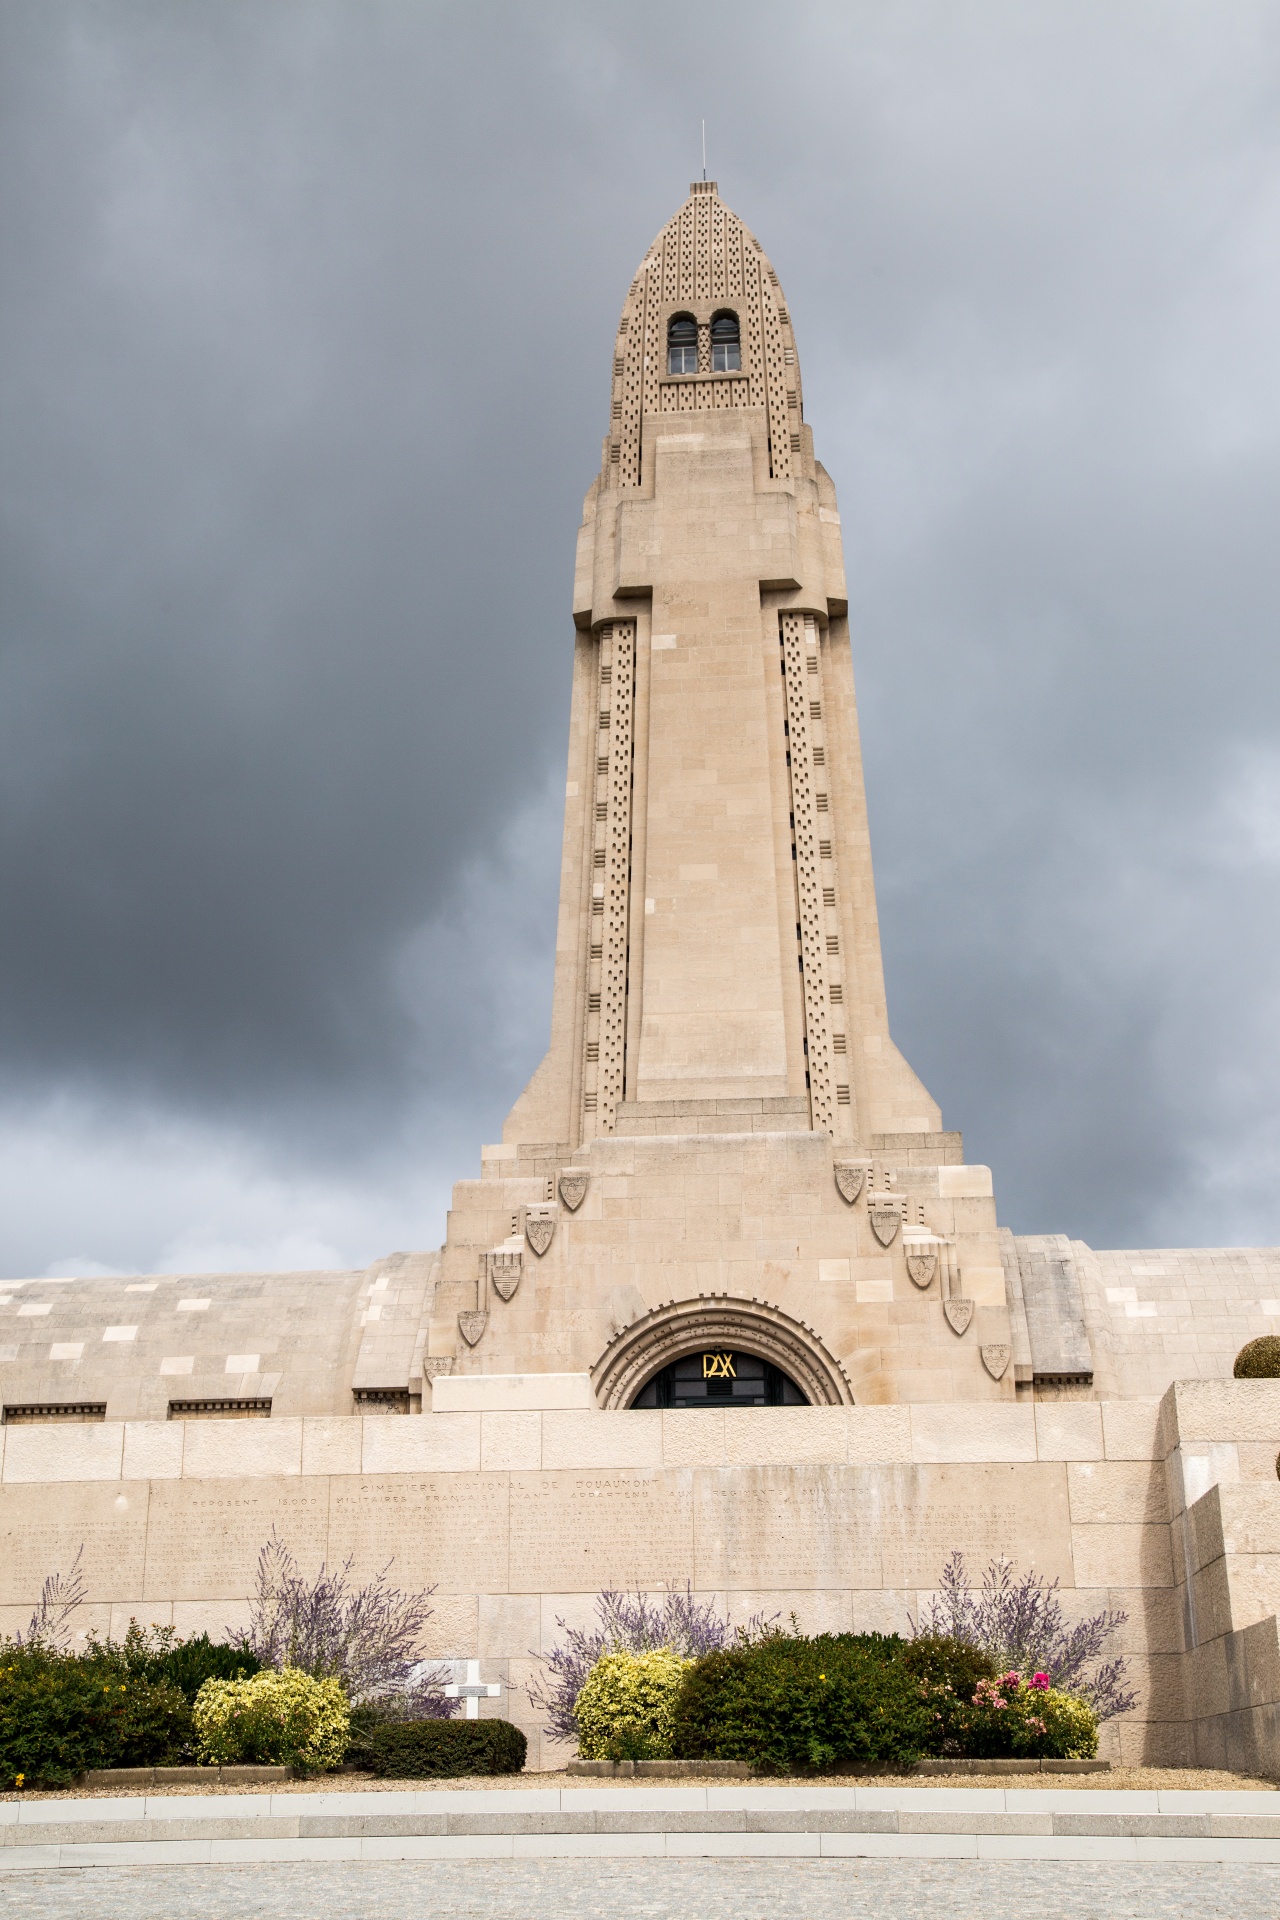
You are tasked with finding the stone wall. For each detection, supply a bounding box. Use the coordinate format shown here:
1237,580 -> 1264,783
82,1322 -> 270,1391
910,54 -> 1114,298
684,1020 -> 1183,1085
4,1384 -> 1277,1771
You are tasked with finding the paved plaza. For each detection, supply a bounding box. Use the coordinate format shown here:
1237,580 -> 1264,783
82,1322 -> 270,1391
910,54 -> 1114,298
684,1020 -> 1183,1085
4,1858 -> 1280,1919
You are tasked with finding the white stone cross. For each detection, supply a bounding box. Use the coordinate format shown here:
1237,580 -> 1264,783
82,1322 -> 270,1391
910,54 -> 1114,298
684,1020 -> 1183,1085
445,1659 -> 503,1720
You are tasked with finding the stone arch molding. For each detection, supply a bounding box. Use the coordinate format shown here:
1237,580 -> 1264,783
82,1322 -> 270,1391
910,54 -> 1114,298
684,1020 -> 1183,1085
591,1294 -> 855,1409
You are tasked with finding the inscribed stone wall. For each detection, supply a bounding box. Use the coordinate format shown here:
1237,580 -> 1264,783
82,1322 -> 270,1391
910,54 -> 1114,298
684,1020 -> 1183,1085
4,1394 -> 1277,1770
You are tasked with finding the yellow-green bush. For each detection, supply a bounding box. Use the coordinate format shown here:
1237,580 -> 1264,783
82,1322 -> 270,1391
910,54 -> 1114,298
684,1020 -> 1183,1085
573,1649 -> 693,1761
192,1667 -> 349,1773
1035,1685 -> 1098,1759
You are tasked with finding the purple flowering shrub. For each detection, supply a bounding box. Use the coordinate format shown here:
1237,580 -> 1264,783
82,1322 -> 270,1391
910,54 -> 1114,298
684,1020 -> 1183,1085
912,1553 -> 1136,1723
232,1532 -> 455,1719
18,1546 -> 87,1651
527,1586 -> 775,1742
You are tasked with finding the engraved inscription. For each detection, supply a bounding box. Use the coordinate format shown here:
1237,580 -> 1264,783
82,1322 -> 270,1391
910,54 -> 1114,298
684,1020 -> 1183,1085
143,1480 -> 328,1602
0,1484 -> 148,1605
327,1474 -> 510,1595
509,1470 -> 694,1593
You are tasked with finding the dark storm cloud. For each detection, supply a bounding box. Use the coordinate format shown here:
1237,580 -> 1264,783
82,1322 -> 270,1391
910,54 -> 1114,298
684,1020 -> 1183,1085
1,1 -> 1279,1272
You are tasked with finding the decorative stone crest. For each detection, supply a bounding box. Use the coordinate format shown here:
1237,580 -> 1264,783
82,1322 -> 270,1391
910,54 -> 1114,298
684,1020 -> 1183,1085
422,1357 -> 454,1381
524,1205 -> 557,1257
557,1169 -> 589,1212
943,1297 -> 974,1337
981,1343 -> 1011,1380
868,1200 -> 902,1248
457,1310 -> 488,1347
487,1248 -> 522,1303
904,1247 -> 938,1289
833,1161 -> 870,1206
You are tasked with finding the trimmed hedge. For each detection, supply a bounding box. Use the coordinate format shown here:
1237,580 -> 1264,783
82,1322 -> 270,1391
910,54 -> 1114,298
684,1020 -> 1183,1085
670,1633 -> 1096,1774
358,1717 -> 527,1778
672,1634 -> 940,1774
1234,1337 -> 1280,1379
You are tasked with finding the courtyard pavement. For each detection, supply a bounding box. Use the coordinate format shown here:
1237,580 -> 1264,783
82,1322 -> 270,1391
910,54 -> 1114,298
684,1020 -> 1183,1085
2,1857 -> 1279,1918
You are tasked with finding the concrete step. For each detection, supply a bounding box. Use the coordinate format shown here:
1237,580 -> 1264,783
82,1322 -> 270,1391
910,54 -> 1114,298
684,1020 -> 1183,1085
1,1785 -> 1278,1868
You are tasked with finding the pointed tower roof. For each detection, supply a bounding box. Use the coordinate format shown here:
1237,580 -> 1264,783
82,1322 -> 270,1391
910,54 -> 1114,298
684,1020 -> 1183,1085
605,181 -> 807,488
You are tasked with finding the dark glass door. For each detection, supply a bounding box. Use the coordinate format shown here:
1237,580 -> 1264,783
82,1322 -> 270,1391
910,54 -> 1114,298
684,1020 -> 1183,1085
630,1350 -> 807,1408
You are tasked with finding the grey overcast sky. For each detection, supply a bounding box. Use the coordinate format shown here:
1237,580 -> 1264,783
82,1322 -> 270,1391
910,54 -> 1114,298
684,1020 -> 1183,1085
2,1 -> 1279,1277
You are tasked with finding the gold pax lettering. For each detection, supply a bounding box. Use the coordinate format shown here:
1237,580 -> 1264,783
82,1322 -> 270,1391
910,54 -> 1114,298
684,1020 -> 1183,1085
702,1352 -> 736,1380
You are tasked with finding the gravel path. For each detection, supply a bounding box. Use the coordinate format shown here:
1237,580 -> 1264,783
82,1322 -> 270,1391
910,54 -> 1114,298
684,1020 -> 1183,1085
4,1765 -> 1272,1801
2,1858 -> 1279,1918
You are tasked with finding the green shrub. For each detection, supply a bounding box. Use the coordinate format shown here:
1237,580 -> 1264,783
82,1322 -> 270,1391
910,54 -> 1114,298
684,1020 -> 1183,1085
357,1718 -> 527,1778
192,1667 -> 349,1773
1234,1337 -> 1280,1379
84,1624 -> 259,1707
948,1673 -> 1098,1759
573,1649 -> 693,1761
672,1633 -> 936,1774
669,1632 -> 1098,1773
0,1644 -> 190,1788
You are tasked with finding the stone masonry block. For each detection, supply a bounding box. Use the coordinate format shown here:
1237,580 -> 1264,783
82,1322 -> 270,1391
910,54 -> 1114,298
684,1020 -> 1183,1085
1173,1379 -> 1280,1444
540,1410 -> 662,1470
1071,1523 -> 1173,1589
181,1419 -> 302,1480
481,1412 -> 543,1472
2,1421 -> 124,1483
909,1403 -> 1036,1463
846,1405 -> 912,1463
1067,1460 -> 1169,1526
723,1406 -> 848,1466
300,1418 -> 362,1477
121,1421 -> 184,1481
661,1408 -> 727,1466
477,1592 -> 541,1660
1216,1482 -> 1280,1556
360,1413 -> 480,1475
1101,1399 -> 1162,1461
1034,1403 -> 1103,1461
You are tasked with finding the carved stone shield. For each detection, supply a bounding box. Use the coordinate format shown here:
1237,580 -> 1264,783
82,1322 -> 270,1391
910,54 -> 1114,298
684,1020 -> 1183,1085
457,1310 -> 488,1347
868,1202 -> 901,1248
905,1250 -> 938,1289
833,1161 -> 868,1206
943,1297 -> 974,1337
488,1249 -> 522,1302
422,1357 -> 454,1381
524,1206 -> 556,1257
558,1169 -> 589,1212
981,1342 -> 1011,1380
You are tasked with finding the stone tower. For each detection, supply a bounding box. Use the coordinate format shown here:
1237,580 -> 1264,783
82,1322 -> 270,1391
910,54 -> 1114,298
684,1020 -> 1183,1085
426,183 -> 1018,1405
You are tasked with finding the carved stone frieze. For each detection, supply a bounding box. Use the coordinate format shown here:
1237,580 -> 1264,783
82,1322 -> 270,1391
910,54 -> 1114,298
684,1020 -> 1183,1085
457,1311 -> 488,1348
868,1200 -> 902,1248
524,1206 -> 557,1257
487,1248 -> 523,1303
943,1297 -> 974,1337
833,1161 -> 870,1205
905,1249 -> 938,1289
558,1169 -> 589,1212
981,1343 -> 1011,1380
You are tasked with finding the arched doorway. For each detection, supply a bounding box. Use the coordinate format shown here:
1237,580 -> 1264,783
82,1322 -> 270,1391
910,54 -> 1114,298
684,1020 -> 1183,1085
591,1294 -> 854,1409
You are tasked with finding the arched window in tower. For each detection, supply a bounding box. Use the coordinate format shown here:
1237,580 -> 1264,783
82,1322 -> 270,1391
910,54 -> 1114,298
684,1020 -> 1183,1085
667,313 -> 698,375
710,310 -> 741,372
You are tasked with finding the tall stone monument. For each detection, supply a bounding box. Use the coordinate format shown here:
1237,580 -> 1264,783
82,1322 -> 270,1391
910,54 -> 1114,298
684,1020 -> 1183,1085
426,180 -> 1015,1407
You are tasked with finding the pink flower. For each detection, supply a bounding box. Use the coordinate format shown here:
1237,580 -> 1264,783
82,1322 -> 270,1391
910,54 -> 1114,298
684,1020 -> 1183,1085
1003,1672 -> 1021,1689
1030,1672 -> 1050,1691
